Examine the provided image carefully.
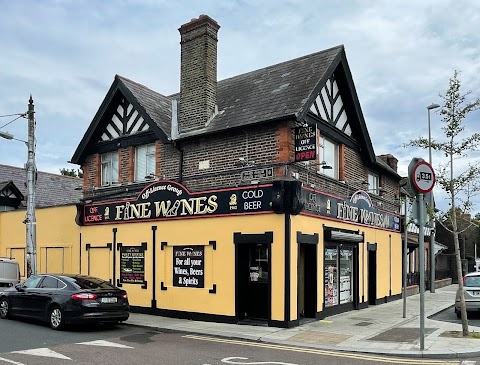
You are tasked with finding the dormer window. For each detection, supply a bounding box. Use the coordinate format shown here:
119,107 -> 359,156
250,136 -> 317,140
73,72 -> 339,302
135,144 -> 156,181
101,151 -> 119,186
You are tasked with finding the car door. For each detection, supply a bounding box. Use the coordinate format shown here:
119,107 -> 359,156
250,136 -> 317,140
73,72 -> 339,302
35,275 -> 62,320
9,275 -> 43,317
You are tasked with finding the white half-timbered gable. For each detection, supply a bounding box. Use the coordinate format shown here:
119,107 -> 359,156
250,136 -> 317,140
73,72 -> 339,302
99,98 -> 150,142
309,74 -> 352,137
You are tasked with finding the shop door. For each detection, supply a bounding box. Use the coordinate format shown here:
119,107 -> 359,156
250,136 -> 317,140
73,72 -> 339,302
298,243 -> 316,318
236,243 -> 270,321
324,245 -> 354,310
368,249 -> 377,305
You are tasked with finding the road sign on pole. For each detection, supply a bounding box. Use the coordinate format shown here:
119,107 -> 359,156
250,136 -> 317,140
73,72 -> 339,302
407,157 -> 435,351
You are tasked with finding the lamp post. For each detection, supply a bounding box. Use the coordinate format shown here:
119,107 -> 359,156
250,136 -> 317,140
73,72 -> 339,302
0,96 -> 37,277
427,103 -> 440,292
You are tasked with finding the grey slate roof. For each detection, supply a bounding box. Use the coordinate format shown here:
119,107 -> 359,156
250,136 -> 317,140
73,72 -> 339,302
118,45 -> 343,138
117,76 -> 172,135
0,164 -> 83,208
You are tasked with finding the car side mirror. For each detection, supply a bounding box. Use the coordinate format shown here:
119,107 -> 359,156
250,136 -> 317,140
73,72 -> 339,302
15,284 -> 24,291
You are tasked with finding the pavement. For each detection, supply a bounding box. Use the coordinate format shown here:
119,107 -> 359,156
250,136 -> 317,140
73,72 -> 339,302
125,284 -> 480,359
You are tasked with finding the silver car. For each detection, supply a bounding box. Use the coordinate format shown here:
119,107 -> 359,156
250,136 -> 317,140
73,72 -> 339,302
455,272 -> 480,318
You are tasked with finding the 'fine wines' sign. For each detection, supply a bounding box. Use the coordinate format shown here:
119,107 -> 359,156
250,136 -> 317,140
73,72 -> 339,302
83,181 -> 273,225
173,246 -> 204,288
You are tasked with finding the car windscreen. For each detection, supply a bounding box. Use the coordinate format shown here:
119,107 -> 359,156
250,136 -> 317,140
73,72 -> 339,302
465,276 -> 480,287
72,277 -> 117,290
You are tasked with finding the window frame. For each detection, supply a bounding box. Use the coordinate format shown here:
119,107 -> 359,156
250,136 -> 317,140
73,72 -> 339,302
368,172 -> 380,195
135,144 -> 156,182
101,151 -> 119,186
317,133 -> 339,179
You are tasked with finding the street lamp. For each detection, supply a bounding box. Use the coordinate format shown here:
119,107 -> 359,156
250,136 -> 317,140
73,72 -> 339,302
427,102 -> 440,293
0,96 -> 37,277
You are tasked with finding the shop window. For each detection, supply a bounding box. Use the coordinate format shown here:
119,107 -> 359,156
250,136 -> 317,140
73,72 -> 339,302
325,245 -> 353,307
249,244 -> 269,282
135,144 -> 156,181
101,151 -> 119,186
324,247 -> 338,307
339,249 -> 353,304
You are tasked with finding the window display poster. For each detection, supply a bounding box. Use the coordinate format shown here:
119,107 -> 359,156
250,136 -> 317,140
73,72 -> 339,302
324,248 -> 338,307
120,246 -> 145,284
339,249 -> 353,304
173,246 -> 204,288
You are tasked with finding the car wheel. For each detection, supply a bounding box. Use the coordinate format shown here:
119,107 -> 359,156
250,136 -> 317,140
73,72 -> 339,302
0,298 -> 10,319
456,310 -> 461,319
49,305 -> 64,330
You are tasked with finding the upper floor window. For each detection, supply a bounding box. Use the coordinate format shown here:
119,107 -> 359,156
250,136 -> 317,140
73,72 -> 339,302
101,151 -> 119,186
135,144 -> 156,181
317,135 -> 338,179
368,173 -> 379,195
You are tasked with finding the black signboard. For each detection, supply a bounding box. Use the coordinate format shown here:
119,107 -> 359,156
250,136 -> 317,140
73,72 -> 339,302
83,181 -> 273,225
295,125 -> 317,162
302,188 -> 401,232
120,245 -> 145,284
173,246 -> 204,288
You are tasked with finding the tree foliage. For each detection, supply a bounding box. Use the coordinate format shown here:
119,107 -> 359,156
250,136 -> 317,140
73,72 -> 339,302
60,168 -> 83,178
408,70 -> 480,336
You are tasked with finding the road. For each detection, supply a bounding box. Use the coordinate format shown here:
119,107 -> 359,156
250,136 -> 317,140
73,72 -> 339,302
0,316 -> 475,365
429,305 -> 480,325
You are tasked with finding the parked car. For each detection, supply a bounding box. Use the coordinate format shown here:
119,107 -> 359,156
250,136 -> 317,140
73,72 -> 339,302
0,257 -> 20,288
455,272 -> 480,318
0,274 -> 129,330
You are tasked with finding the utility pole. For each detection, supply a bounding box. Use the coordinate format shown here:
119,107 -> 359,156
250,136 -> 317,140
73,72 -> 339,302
26,96 -> 37,276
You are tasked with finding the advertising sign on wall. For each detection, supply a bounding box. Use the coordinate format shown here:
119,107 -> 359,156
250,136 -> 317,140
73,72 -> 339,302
120,245 -> 145,284
173,246 -> 204,288
83,181 -> 273,225
294,124 -> 317,162
302,187 -> 401,232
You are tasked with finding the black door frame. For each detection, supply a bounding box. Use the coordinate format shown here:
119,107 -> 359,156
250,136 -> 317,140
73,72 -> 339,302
234,232 -> 273,324
296,232 -> 318,320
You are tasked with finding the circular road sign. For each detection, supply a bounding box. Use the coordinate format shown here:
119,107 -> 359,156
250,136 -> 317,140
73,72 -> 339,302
412,160 -> 435,194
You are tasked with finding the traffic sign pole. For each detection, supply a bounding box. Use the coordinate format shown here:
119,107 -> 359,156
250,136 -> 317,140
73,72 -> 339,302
408,158 -> 435,352
418,193 -> 425,350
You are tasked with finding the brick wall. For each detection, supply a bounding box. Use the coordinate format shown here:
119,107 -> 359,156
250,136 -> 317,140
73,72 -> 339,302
80,120 -> 400,213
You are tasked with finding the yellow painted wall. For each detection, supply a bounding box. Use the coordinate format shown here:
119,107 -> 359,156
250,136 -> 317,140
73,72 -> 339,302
291,214 -> 402,319
80,214 -> 286,318
0,205 -> 80,280
1,203 -> 402,323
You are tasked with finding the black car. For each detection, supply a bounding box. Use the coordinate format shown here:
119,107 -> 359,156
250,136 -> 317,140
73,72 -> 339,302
0,274 -> 129,330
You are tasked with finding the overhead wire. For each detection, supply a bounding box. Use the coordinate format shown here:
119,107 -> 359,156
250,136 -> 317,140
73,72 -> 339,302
0,113 -> 27,130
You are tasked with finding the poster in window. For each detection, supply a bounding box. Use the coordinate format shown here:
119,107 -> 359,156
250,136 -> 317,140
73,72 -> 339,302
173,246 -> 204,288
120,246 -> 145,284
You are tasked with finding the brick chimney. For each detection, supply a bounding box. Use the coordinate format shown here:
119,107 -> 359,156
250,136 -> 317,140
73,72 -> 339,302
178,15 -> 220,133
379,154 -> 398,172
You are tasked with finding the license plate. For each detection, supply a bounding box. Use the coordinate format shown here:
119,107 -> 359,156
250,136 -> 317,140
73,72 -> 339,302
101,297 -> 117,303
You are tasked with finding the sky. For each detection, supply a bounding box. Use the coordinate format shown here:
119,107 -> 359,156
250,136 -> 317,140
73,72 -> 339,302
0,0 -> 479,214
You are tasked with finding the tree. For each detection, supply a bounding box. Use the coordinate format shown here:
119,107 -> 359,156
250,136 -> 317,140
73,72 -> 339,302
60,168 -> 83,178
408,70 -> 480,336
